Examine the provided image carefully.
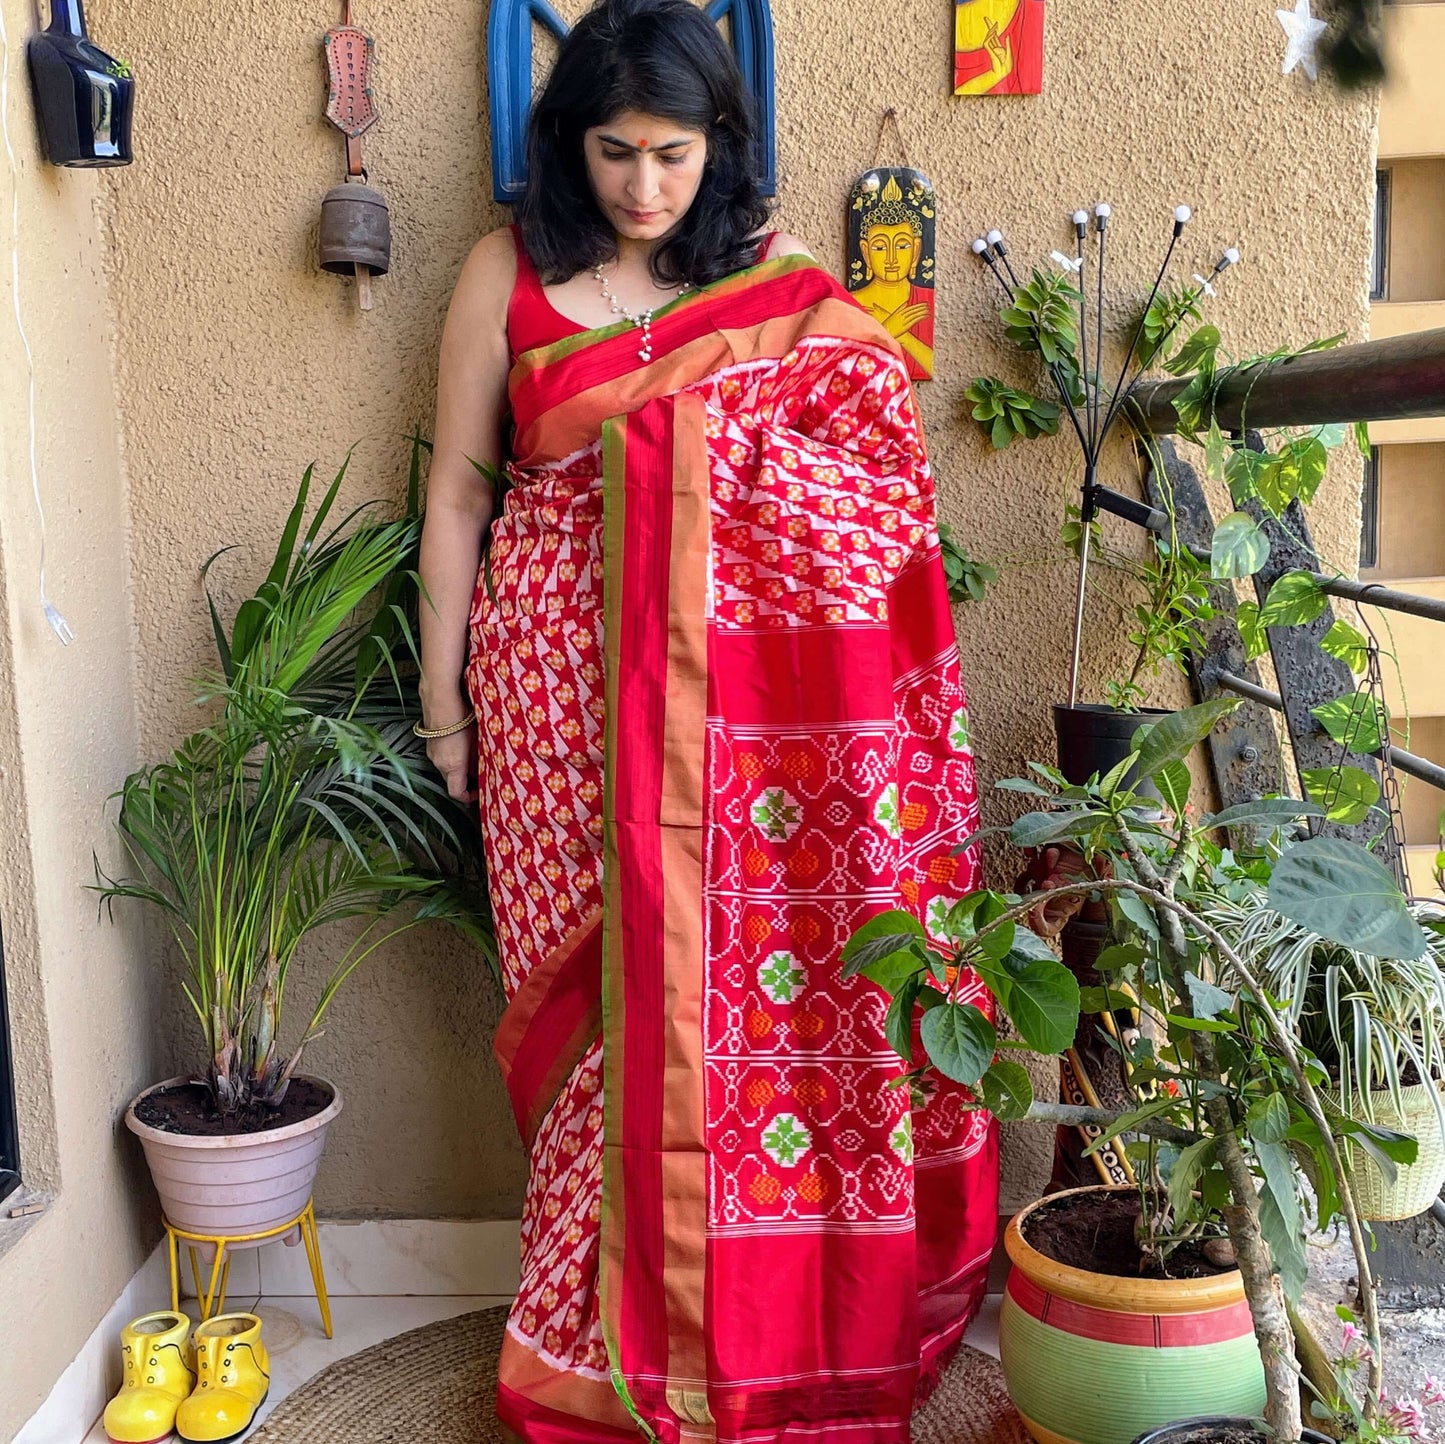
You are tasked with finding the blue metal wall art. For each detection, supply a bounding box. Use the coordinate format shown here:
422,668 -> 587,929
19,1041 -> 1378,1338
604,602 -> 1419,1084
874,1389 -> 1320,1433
487,0 -> 776,203
704,0 -> 775,197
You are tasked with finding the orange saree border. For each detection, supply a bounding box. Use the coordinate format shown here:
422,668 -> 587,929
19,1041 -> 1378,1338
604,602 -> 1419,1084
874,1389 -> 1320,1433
658,392 -> 711,1411
493,909 -> 604,1150
508,257 -> 907,465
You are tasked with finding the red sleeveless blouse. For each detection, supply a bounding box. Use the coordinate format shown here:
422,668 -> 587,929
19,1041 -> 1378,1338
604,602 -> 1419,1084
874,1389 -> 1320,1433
506,224 -> 779,360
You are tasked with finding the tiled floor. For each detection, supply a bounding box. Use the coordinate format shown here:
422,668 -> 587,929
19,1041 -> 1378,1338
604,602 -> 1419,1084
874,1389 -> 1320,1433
80,1293 -> 1002,1442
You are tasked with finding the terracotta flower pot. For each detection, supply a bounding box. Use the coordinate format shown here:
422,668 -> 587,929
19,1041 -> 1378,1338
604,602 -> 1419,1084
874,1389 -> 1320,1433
999,1186 -> 1266,1444
1326,1081 -> 1445,1222
125,1075 -> 342,1241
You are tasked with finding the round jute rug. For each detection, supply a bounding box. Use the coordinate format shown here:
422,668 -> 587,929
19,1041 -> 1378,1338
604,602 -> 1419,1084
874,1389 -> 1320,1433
248,1305 -> 1028,1443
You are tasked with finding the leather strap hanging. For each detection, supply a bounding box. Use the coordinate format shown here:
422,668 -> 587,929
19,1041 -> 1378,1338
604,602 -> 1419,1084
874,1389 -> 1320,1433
319,0 -> 390,311
324,0 -> 379,180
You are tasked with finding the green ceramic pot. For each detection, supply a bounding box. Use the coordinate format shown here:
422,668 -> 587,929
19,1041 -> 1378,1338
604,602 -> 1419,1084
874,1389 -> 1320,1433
999,1187 -> 1266,1444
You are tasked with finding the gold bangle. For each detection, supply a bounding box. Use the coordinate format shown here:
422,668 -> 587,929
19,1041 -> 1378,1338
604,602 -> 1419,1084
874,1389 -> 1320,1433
413,710 -> 476,739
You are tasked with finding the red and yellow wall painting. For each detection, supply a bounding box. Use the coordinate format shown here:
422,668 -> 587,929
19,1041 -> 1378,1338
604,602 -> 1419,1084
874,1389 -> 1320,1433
955,0 -> 1044,96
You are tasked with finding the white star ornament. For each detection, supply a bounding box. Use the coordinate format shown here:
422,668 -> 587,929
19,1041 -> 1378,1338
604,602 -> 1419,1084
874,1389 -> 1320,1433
1277,0 -> 1328,81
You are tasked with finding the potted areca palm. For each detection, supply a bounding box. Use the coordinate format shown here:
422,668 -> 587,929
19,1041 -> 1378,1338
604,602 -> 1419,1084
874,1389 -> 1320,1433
97,444 -> 493,1238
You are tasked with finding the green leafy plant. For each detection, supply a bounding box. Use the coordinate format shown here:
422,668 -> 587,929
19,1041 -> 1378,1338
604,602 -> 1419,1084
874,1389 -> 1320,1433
1135,285 -> 1205,368
1200,890 -> 1445,1142
95,441 -> 494,1121
1000,268 -> 1085,396
938,522 -> 999,605
844,699 -> 1426,1440
963,377 -> 1060,450
1064,522 -> 1214,712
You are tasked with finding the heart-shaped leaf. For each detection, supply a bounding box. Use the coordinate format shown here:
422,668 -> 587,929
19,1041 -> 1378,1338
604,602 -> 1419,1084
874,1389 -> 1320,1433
978,1061 -> 1034,1121
1320,619 -> 1369,674
1261,570 -> 1327,628
1165,324 -> 1221,378
1302,764 -> 1381,825
1236,599 -> 1268,660
921,1002 -> 997,1086
1277,437 -> 1329,505
1211,512 -> 1270,579
1312,693 -> 1385,755
1267,836 -> 1428,960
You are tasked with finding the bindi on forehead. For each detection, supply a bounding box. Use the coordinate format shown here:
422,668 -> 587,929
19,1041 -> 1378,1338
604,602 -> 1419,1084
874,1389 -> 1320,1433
597,131 -> 693,154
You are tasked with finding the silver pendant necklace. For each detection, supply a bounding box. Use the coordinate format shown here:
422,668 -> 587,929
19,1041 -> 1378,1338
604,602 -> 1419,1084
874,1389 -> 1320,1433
592,261 -> 693,362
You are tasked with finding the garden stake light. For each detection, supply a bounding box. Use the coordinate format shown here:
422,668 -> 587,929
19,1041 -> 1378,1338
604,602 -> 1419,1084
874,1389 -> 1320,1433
971,208 -> 1241,707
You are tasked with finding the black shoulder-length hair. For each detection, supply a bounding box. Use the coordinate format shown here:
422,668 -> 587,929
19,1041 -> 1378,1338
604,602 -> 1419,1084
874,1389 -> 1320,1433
518,0 -> 772,287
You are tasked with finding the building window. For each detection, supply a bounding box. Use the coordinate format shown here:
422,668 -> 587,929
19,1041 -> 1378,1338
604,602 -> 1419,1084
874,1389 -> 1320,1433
1360,445 -> 1380,570
1371,169 -> 1390,301
0,919 -> 19,1206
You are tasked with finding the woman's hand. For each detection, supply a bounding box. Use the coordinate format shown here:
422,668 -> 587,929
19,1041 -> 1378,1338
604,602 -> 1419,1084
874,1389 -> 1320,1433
427,725 -> 479,806
421,683 -> 479,805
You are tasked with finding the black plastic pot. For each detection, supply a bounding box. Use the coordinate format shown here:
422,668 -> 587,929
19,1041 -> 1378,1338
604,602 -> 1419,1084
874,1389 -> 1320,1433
1053,702 -> 1169,789
1131,1419 -> 1330,1444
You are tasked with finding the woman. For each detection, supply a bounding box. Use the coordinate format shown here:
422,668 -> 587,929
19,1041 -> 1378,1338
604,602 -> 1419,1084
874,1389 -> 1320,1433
418,1 -> 996,1437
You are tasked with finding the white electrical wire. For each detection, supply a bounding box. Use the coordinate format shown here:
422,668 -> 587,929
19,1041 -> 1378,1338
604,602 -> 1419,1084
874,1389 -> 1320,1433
0,0 -> 75,645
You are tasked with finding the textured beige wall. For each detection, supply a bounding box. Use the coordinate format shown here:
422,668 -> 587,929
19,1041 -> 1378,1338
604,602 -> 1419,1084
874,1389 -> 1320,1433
1398,717 -> 1445,845
0,0 -> 161,1433
89,0 -> 1375,1223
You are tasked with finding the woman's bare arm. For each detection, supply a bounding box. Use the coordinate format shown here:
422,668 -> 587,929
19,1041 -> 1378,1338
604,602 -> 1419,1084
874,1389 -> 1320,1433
766,232 -> 814,260
418,227 -> 515,800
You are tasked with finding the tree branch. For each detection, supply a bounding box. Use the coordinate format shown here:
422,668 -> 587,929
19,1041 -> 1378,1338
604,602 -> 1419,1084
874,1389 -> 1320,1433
1023,1099 -> 1202,1148
968,869 -> 1383,1412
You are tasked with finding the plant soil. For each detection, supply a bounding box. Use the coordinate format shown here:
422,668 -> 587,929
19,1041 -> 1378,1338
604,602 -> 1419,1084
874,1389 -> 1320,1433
134,1078 -> 333,1137
1153,1426 -> 1266,1444
1022,1189 -> 1234,1281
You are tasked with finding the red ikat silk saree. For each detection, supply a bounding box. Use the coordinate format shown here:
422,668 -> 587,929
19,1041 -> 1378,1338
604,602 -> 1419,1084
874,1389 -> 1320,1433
469,254 -> 997,1444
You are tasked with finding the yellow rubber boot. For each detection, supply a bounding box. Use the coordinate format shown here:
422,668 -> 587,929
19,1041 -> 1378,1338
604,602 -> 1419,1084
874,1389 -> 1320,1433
175,1313 -> 270,1443
103,1311 -> 195,1444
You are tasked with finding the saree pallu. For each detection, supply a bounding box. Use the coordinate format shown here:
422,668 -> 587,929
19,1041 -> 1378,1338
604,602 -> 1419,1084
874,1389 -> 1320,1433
468,255 -> 997,1444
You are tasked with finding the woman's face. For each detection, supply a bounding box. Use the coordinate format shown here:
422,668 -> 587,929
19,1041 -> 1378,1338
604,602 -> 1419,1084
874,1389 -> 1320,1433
583,110 -> 708,243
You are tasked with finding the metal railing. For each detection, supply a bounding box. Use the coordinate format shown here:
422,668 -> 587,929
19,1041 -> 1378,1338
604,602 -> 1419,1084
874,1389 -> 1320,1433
1126,326 -> 1445,847
1125,325 -> 1445,1270
1130,325 -> 1445,433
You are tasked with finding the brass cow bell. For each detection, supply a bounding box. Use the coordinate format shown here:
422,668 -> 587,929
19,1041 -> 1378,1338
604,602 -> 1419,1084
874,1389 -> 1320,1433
319,175 -> 391,308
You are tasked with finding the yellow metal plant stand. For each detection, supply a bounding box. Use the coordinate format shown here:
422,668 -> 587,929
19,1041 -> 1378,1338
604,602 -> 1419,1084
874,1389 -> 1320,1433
163,1198 -> 333,1339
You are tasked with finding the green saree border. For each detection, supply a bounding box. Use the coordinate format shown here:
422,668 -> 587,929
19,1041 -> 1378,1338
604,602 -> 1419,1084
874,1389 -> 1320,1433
596,413 -> 657,1440
515,252 -> 823,370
